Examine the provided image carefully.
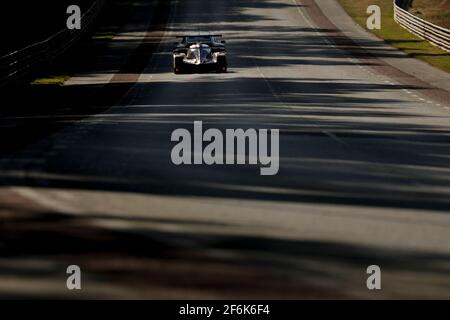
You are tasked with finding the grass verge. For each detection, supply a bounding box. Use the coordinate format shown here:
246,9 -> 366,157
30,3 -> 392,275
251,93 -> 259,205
337,0 -> 450,74
410,0 -> 450,29
31,75 -> 71,86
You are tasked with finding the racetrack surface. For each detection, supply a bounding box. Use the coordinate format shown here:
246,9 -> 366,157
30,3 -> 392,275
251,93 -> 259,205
1,0 -> 450,298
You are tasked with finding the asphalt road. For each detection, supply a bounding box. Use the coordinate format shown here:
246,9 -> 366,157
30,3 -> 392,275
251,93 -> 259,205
1,0 -> 450,298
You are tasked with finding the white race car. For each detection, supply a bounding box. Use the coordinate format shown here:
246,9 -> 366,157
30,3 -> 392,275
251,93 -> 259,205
173,35 -> 227,74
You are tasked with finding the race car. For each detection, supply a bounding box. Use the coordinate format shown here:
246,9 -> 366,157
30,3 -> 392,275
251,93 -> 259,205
173,35 -> 227,74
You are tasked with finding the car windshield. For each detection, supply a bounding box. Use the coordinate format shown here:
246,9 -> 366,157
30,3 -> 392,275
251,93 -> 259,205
187,49 -> 197,59
201,47 -> 212,58
186,47 -> 211,60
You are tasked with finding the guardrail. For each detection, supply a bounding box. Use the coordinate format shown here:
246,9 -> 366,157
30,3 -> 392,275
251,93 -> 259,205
0,0 -> 106,87
393,0 -> 450,52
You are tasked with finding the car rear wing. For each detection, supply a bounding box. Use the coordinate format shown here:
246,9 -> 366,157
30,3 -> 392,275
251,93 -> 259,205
175,34 -> 223,38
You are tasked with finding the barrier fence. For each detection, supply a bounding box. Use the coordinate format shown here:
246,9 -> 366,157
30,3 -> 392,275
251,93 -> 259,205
393,0 -> 450,52
0,0 -> 106,87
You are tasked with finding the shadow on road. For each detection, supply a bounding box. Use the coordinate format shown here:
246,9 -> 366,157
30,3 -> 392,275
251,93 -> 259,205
1,204 -> 449,298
